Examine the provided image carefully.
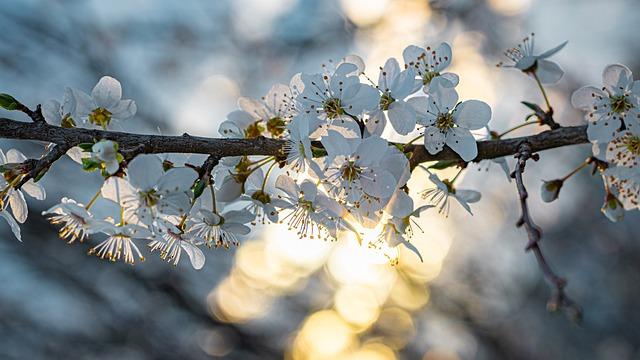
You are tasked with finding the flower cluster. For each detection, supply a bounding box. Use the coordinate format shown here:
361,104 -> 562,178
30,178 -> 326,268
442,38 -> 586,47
572,64 -> 640,220
3,35 -> 635,271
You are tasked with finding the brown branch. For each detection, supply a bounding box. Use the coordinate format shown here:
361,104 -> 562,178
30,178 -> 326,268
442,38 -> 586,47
0,118 -> 588,166
511,142 -> 582,322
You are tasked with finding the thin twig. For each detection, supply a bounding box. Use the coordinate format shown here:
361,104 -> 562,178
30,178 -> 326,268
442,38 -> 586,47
15,143 -> 70,189
511,142 -> 582,322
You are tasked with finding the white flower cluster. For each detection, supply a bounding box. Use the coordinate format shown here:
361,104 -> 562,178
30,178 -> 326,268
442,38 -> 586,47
4,36 -> 634,270
572,64 -> 640,221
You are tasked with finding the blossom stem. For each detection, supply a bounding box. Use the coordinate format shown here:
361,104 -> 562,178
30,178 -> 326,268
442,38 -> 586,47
85,188 -> 102,210
450,167 -> 464,184
497,121 -> 541,138
262,161 -> 278,192
533,72 -> 552,111
404,134 -> 425,148
560,160 -> 590,182
209,184 -> 217,213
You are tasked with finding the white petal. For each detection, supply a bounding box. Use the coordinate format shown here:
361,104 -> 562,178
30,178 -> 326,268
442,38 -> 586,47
300,180 -> 318,202
238,97 -> 269,120
430,86 -> 458,113
109,99 -> 137,120
446,127 -> 478,162
218,120 -> 243,138
91,76 -> 122,109
571,86 -> 605,110
535,60 -> 564,85
9,190 -> 28,223
386,190 -> 413,218
6,149 -> 27,163
217,175 -> 243,203
224,209 -> 255,224
106,160 -> 120,175
275,174 -> 299,199
387,101 -> 416,135
423,127 -> 446,154
356,135 -> 388,167
22,181 -> 46,200
128,154 -> 164,190
456,189 -> 481,203
1,211 -> 21,241
66,147 -> 87,164
538,41 -> 568,59
222,222 -> 252,235
158,167 -> 198,194
379,58 -> 401,91
454,100 -> 491,130
433,42 -> 453,72
361,169 -> 396,199
603,64 -> 633,94
587,116 -> 621,143
181,242 -> 206,270
347,84 -> 379,114
365,110 -> 386,137
321,130 -> 353,158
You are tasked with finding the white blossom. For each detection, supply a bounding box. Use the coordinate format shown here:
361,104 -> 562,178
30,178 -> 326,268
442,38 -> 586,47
90,140 -> 121,175
239,168 -> 282,224
102,155 -> 197,225
318,131 -> 398,210
572,64 -> 640,144
402,42 -> 459,91
43,88 -> 77,127
42,197 -> 105,243
499,34 -> 567,84
274,174 -> 344,240
297,60 -> 378,128
186,197 -> 254,249
419,166 -> 481,216
409,84 -> 491,162
148,220 -> 205,269
372,190 -> 432,262
0,149 -> 46,224
283,114 -> 320,172
367,58 -> 421,136
71,76 -> 137,129
88,223 -> 153,265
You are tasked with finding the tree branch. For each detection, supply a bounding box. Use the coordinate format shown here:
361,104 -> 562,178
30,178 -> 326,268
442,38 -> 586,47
511,142 -> 582,322
0,118 -> 588,166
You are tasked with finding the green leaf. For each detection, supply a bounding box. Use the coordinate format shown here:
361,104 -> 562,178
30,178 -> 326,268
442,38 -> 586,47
0,165 -> 5,173
0,93 -> 21,110
193,179 -> 206,199
428,160 -> 458,170
521,101 -> 542,112
81,158 -> 100,172
311,146 -> 327,158
116,153 -> 124,163
78,143 -> 95,152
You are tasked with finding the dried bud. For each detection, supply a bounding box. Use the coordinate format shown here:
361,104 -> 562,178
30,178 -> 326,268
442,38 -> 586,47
601,192 -> 624,222
540,179 -> 563,202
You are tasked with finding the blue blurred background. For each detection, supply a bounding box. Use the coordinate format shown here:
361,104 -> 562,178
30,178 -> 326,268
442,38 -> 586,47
1,0 -> 639,359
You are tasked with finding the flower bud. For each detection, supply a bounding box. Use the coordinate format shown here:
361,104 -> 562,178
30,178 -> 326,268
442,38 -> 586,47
540,179 -> 563,202
601,193 -> 624,222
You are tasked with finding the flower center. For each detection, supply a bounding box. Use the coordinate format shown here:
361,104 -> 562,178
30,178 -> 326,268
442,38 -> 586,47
625,135 -> 640,155
244,121 -> 265,138
379,93 -> 395,111
436,112 -> 455,131
341,161 -> 361,182
88,107 -> 112,129
140,189 -> 160,207
299,198 -> 315,212
251,190 -> 271,204
442,179 -> 455,194
323,97 -> 344,119
610,95 -> 632,114
422,71 -> 440,85
266,117 -> 286,137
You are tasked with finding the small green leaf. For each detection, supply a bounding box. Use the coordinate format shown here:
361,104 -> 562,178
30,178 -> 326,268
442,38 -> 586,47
428,160 -> 458,170
0,93 -> 21,110
193,179 -> 206,199
521,101 -> 542,112
81,158 -> 100,172
116,153 -> 124,163
0,165 -> 5,173
311,146 -> 327,158
78,143 -> 95,152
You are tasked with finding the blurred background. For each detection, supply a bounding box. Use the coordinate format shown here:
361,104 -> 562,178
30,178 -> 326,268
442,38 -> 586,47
1,0 -> 639,359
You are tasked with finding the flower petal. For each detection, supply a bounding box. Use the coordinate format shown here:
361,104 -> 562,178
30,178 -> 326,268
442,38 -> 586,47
535,59 -> 564,84
388,100 -> 416,135
1,210 -> 21,241
454,100 -> 491,130
181,241 -> 205,270
603,64 -> 633,94
127,154 -> 164,190
9,190 -> 28,223
571,86 -> 605,110
91,76 -> 122,109
445,127 -> 478,162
